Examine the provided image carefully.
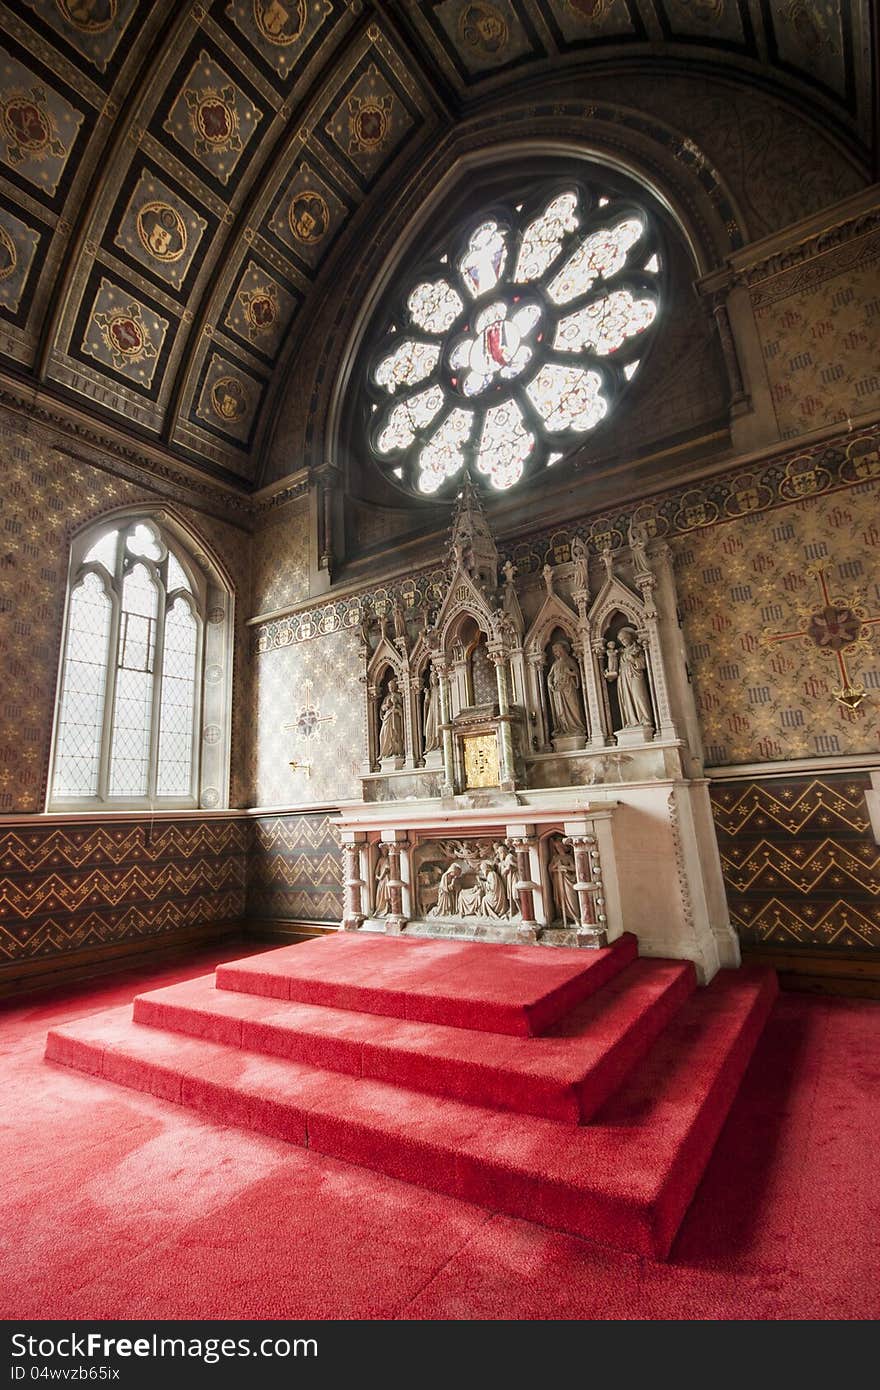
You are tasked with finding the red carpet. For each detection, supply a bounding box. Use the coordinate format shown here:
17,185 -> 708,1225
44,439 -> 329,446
0,940 -> 876,1318
46,933 -> 776,1260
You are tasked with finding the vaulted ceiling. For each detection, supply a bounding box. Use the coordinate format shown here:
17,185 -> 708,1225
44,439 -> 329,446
0,0 -> 875,489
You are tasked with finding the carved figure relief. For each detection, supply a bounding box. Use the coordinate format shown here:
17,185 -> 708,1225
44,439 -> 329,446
604,626 -> 654,731
377,676 -> 405,759
546,638 -> 586,736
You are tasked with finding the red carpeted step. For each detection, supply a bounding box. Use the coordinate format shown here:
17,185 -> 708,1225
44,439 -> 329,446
132,958 -> 695,1123
214,930 -> 639,1036
45,967 -> 777,1258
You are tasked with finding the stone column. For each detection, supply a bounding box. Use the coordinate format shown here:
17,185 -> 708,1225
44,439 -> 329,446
528,653 -> 551,751
341,834 -> 366,931
580,632 -> 607,749
510,835 -> 540,942
564,834 -> 607,948
383,835 -> 410,935
437,663 -> 455,798
491,649 -> 515,788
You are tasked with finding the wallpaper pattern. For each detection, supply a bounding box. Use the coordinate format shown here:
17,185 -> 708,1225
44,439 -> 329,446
247,812 -> 343,925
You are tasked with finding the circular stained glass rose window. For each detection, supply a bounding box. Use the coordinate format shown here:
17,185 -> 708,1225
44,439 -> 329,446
366,183 -> 662,497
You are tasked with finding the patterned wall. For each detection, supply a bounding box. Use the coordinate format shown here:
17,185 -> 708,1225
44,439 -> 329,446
247,811 -> 343,925
673,478 -> 880,766
251,623 -> 362,806
0,815 -> 247,967
0,405 -> 252,813
751,223 -> 880,439
710,773 -> 879,951
251,495 -> 310,615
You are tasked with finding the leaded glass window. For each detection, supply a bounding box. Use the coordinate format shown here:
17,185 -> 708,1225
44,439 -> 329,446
49,517 -> 225,809
366,183 -> 661,496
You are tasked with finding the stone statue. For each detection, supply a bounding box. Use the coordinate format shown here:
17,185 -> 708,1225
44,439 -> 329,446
571,536 -> 589,595
493,841 -> 518,918
546,639 -> 586,736
429,862 -> 461,917
543,563 -> 555,596
627,519 -> 652,578
373,846 -> 391,916
605,627 -> 654,730
422,666 -> 441,753
392,599 -> 407,642
547,837 -> 579,927
378,676 -> 405,759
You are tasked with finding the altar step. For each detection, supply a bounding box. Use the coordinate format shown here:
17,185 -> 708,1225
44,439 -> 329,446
213,930 -> 639,1036
129,956 -> 693,1123
45,933 -> 777,1259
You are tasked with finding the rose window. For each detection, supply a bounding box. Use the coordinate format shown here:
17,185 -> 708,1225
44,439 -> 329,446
366,185 -> 662,496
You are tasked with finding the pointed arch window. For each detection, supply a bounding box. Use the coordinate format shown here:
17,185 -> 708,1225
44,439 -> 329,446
49,516 -> 232,810
365,181 -> 663,497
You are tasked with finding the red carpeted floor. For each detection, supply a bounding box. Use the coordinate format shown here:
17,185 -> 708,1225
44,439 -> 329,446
2,938 -> 879,1319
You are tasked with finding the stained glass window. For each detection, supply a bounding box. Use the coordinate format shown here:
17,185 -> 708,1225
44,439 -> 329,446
49,518 -> 215,808
366,182 -> 662,496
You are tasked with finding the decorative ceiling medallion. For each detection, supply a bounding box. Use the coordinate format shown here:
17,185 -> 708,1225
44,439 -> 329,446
136,202 -> 188,263
288,189 -> 329,244
164,52 -> 262,185
226,259 -> 296,354
114,171 -> 207,290
326,63 -> 412,176
459,2 -> 509,54
226,0 -> 333,77
82,278 -> 167,386
56,0 -> 118,32
211,374 -> 248,422
253,0 -> 307,44
546,0 -> 633,42
23,0 -> 137,73
0,208 -> 40,313
268,160 -> 345,266
0,55 -> 84,194
347,91 -> 392,155
196,352 -> 262,442
239,281 -> 277,335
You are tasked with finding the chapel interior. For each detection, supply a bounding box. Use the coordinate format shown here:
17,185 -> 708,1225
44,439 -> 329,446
0,0 -> 878,1322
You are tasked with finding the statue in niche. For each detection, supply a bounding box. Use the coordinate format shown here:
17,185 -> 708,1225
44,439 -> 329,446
546,639 -> 586,736
377,676 -> 405,759
374,846 -> 391,916
493,841 -> 518,918
548,837 -> 579,927
429,861 -> 461,918
422,666 -> 441,753
604,627 -> 654,731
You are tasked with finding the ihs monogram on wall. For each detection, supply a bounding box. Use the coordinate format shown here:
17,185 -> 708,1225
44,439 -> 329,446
769,565 -> 880,712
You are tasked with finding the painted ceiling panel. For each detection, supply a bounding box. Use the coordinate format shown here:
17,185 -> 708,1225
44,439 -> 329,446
0,0 -> 873,487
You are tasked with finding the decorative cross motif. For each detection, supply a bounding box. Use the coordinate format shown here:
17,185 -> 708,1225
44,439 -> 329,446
769,566 -> 880,711
283,680 -> 336,742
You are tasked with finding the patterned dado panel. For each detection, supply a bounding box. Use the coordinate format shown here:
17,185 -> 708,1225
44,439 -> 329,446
0,406 -> 252,812
710,774 -> 879,952
247,812 -> 343,925
751,221 -> 880,439
0,816 -> 247,967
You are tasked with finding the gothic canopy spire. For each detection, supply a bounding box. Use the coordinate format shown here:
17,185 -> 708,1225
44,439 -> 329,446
448,468 -> 499,592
